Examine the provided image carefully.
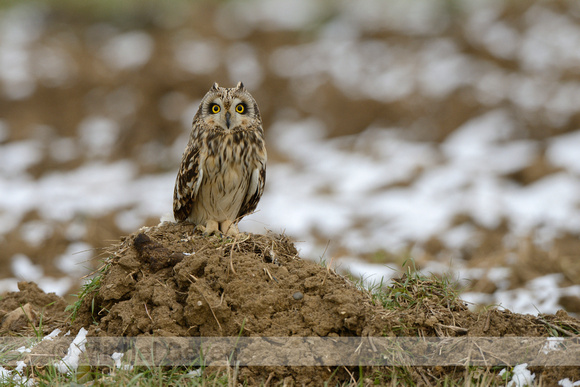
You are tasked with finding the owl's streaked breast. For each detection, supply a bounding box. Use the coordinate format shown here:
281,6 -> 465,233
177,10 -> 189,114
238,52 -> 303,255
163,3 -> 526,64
188,131 -> 259,225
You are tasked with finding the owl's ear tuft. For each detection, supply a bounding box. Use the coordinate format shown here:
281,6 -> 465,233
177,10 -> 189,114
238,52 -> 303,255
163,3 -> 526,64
211,82 -> 220,91
236,81 -> 245,91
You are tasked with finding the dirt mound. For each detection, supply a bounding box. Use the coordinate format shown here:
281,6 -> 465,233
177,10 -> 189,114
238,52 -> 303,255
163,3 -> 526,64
74,222 -> 386,339
0,281 -> 68,334
67,222 -> 399,384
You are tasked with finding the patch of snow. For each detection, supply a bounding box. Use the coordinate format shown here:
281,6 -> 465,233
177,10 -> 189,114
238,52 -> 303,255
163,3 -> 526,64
37,277 -> 73,296
187,368 -> 202,377
49,137 -> 79,162
56,242 -> 93,276
43,328 -> 62,341
474,66 -> 508,105
0,140 -> 42,176
0,367 -> 11,381
546,130 -> 580,175
36,161 -> 138,221
116,210 -> 145,233
341,0 -> 447,35
506,363 -> 535,387
419,39 -> 472,98
508,74 -> 552,111
239,0 -> 324,30
504,173 -> 580,236
486,267 -> 512,291
443,109 -> 516,160
33,45 -> 74,87
546,82 -> 580,120
57,327 -> 88,374
439,224 -> 479,250
111,352 -> 123,368
495,274 -> 578,315
270,39 -> 416,101
174,39 -> 220,75
520,7 -> 580,72
65,220 -> 87,241
482,21 -> 520,59
0,278 -> 18,294
0,4 -> 46,46
225,43 -> 263,89
15,361 -> 26,373
460,292 -> 491,309
100,31 -> 154,70
11,254 -> 43,281
0,364 -> 33,386
338,257 -> 399,284
20,220 -> 54,246
542,337 -> 565,354
0,3 -> 46,100
0,119 -> 9,142
17,345 -> 31,353
111,352 -> 133,370
78,116 -> 120,158
560,378 -> 580,387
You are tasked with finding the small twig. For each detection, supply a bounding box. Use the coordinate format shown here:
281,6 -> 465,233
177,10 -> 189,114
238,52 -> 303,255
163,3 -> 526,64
228,235 -> 238,275
322,255 -> 336,286
155,279 -> 169,287
472,339 -> 509,365
321,240 -> 330,261
472,340 -> 490,368
435,323 -> 468,334
264,372 -> 274,387
144,303 -> 153,323
267,240 -> 281,264
368,334 -> 378,352
218,291 -> 226,307
263,267 -> 277,282
483,310 -> 491,332
417,368 -> 432,387
343,366 -> 356,385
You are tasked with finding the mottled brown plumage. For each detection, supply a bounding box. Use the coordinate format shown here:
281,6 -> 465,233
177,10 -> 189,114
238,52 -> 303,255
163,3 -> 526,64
173,82 -> 266,235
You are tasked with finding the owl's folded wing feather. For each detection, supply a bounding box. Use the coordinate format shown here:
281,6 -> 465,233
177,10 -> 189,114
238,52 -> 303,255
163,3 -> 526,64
238,163 -> 266,219
173,144 -> 203,222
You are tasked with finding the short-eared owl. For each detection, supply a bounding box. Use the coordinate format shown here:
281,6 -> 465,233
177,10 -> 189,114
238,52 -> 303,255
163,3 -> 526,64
173,82 -> 266,235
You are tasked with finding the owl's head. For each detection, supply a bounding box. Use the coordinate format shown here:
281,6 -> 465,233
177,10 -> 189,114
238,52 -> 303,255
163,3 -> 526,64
196,82 -> 261,131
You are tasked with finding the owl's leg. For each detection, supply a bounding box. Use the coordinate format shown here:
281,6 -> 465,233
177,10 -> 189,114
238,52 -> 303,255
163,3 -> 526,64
197,219 -> 220,236
220,220 -> 239,236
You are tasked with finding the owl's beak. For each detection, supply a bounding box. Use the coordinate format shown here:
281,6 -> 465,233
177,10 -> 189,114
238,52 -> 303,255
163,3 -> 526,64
225,111 -> 231,129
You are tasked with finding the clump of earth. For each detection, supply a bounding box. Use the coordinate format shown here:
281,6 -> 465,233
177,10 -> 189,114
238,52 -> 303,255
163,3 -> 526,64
77,222 -> 383,338
2,222 -> 580,385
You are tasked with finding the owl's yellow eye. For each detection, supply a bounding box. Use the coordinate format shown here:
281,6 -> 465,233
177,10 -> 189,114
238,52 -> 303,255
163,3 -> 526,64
210,104 -> 220,114
235,103 -> 246,114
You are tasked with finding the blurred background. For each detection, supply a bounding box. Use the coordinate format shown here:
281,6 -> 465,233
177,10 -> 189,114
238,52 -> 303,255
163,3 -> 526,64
1,0 -> 580,316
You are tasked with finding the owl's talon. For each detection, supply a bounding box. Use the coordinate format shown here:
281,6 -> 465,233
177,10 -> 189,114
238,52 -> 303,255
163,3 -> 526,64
220,220 -> 239,236
197,220 -> 220,237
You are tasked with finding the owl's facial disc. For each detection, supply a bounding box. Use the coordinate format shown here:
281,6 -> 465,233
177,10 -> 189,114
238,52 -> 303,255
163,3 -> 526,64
207,97 -> 250,131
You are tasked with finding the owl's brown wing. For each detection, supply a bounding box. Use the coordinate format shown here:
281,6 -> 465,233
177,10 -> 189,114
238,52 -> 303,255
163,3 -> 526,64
173,143 -> 203,222
238,162 -> 266,219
